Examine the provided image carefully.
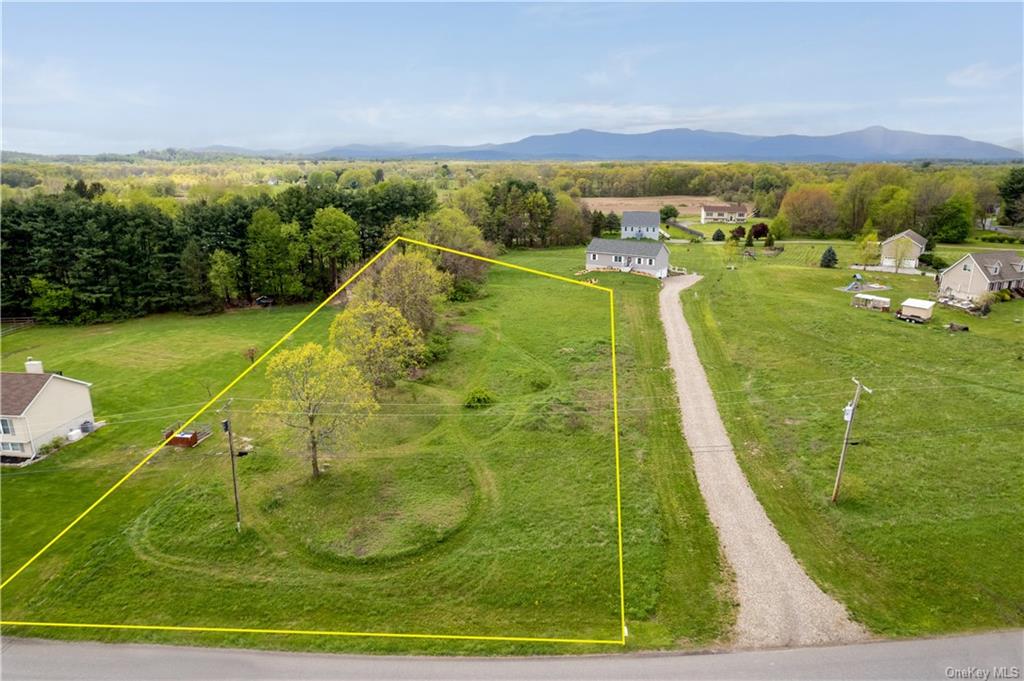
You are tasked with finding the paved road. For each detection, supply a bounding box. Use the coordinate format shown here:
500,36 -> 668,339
658,275 -> 866,648
2,632 -> 1021,680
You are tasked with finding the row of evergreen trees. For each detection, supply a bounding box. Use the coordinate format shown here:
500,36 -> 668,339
1,181 -> 436,323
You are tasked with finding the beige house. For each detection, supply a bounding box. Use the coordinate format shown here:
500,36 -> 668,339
880,230 -> 928,270
937,251 -> 1024,303
0,359 -> 94,460
700,203 -> 748,224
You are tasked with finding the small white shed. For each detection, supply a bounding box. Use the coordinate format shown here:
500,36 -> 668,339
898,298 -> 935,321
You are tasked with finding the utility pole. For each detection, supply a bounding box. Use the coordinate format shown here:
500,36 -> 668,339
831,377 -> 873,504
219,399 -> 242,532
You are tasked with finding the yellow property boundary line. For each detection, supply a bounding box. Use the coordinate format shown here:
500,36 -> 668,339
0,236 -> 627,646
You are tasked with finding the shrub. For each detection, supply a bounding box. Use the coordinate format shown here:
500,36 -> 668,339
764,231 -> 776,247
712,229 -> 726,242
659,205 -> 679,221
463,388 -> 495,409
820,246 -> 838,268
38,438 -> 67,458
750,222 -> 770,239
744,231 -> 754,247
422,331 -> 451,363
449,278 -> 480,302
730,225 -> 746,240
918,253 -> 950,271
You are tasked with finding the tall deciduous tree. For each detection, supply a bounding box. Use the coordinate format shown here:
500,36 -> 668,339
779,185 -> 840,237
310,206 -> 360,290
329,301 -> 424,390
208,249 -> 240,306
354,252 -> 453,333
867,185 -> 913,237
263,343 -> 377,479
410,207 -> 494,284
247,207 -> 305,297
927,195 -> 974,243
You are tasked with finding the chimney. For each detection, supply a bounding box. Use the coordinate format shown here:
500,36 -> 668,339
25,357 -> 44,374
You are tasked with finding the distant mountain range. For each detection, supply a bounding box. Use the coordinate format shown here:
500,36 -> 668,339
191,126 -> 1021,162
6,126 -> 1019,163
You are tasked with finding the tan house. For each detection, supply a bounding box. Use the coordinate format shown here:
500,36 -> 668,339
880,230 -> 928,270
938,251 -> 1024,303
700,203 -> 748,224
0,359 -> 94,460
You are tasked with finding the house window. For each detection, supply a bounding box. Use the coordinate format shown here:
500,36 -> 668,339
613,255 -> 623,263
647,258 -> 655,265
0,442 -> 23,452
962,262 -> 972,272
0,418 -> 13,435
589,253 -> 598,261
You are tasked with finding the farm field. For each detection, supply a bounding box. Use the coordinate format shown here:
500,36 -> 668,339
0,248 -> 730,654
579,195 -> 723,216
669,241 -> 1024,636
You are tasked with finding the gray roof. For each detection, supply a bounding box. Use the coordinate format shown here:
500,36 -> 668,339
0,372 -> 51,415
967,250 -> 1024,283
586,237 -> 666,258
882,229 -> 928,249
621,211 -> 660,228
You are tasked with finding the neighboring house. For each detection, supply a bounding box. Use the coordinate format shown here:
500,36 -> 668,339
0,359 -> 95,460
937,251 -> 1024,303
700,203 -> 747,224
620,211 -> 661,240
880,229 -> 928,270
585,238 -> 670,278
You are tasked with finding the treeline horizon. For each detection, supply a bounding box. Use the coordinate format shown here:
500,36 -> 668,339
2,160 -> 1022,324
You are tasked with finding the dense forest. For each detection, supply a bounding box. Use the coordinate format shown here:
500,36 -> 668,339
2,156 -> 1022,323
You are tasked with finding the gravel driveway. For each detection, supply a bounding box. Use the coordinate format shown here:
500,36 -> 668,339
659,275 -> 868,648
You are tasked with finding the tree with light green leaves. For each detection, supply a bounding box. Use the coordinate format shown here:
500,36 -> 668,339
262,343 -> 377,480
247,207 -> 305,297
856,229 -> 879,265
410,206 -> 494,284
867,185 -> 913,238
329,301 -> 425,391
310,206 -> 360,290
352,252 -> 452,333
338,168 -> 376,189
208,249 -> 240,306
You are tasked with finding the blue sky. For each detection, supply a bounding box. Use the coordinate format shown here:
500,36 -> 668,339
3,2 -> 1022,153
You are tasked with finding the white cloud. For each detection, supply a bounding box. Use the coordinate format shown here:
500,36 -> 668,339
946,62 -> 1021,88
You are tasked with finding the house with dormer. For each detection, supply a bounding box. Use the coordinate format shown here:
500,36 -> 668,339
937,250 -> 1024,303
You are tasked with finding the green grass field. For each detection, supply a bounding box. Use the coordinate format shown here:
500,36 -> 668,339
0,248 -> 730,654
670,241 -> 1024,636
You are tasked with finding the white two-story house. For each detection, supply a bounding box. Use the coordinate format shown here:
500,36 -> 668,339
620,211 -> 661,239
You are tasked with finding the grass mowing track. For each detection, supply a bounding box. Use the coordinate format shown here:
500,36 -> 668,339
0,246 -> 731,654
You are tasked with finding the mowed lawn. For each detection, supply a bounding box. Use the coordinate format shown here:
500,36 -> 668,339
0,248 -> 731,654
671,240 -> 1024,636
